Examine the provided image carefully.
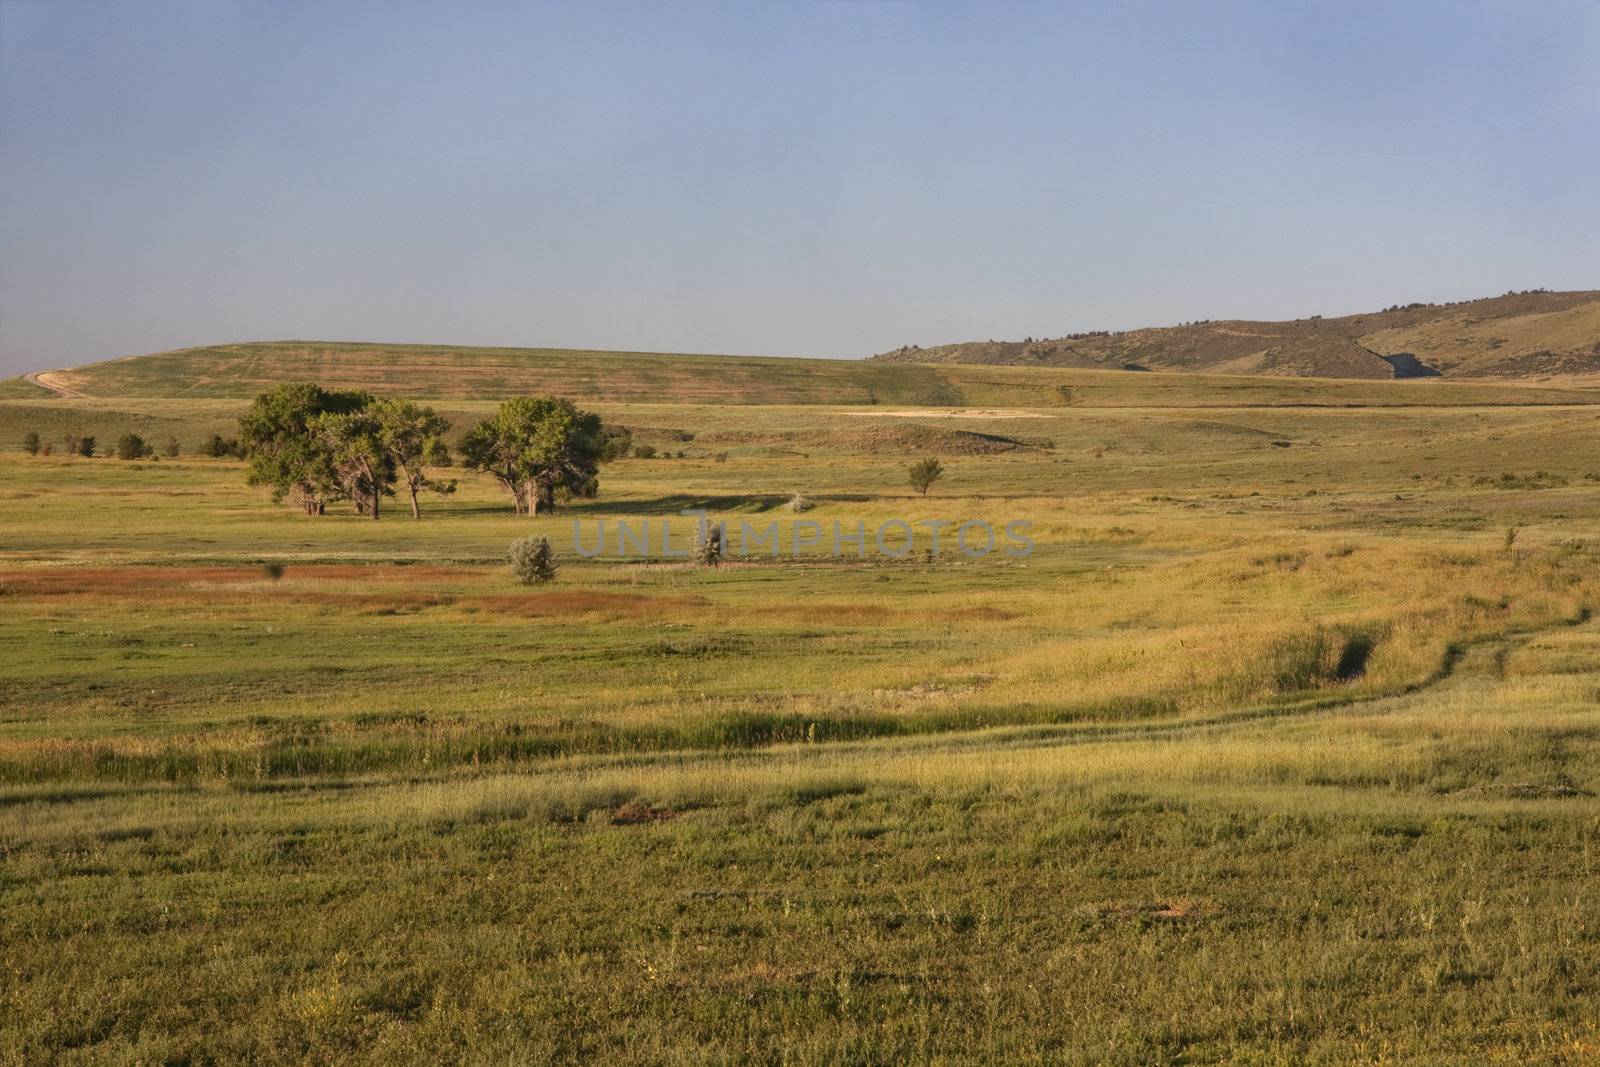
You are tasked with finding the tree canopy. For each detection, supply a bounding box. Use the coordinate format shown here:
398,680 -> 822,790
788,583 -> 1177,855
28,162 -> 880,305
238,384 -> 451,518
462,395 -> 607,515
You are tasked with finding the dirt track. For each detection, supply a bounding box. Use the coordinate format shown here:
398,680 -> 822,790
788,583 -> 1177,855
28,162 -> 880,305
21,371 -> 86,398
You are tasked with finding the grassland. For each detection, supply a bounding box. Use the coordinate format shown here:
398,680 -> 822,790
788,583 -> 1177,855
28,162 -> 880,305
5,377 -> 1600,1062
31,339 -> 1600,407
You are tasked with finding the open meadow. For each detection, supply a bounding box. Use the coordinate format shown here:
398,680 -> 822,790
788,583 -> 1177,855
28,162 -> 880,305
5,370 -> 1600,1062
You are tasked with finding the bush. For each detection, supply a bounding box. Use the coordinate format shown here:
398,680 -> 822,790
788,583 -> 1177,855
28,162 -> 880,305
116,433 -> 155,460
600,427 -> 633,460
21,432 -> 40,456
165,437 -> 181,459
510,537 -> 557,585
261,562 -> 285,580
909,456 -> 944,496
787,493 -> 814,513
693,521 -> 724,567
632,444 -> 657,459
75,436 -> 96,458
201,433 -> 242,458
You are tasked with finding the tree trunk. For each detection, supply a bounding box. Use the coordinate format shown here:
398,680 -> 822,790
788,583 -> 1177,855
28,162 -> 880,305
409,483 -> 421,519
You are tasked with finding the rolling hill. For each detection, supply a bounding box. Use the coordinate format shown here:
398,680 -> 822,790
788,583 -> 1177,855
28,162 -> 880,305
873,289 -> 1600,380
11,338 -> 1600,410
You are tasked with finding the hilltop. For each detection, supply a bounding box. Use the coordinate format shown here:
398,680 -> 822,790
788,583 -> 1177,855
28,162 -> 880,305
12,334 -> 1600,409
873,289 -> 1600,380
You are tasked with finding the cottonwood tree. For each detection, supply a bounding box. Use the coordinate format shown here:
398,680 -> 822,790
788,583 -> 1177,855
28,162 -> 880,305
909,456 -> 944,496
239,382 -> 371,514
313,408 -> 393,519
373,398 -> 454,519
462,395 -> 607,515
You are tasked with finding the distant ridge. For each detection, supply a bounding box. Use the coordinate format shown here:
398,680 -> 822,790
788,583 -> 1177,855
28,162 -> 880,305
872,289 -> 1600,380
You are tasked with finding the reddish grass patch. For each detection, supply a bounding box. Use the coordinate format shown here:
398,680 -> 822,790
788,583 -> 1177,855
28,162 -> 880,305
0,564 -> 474,604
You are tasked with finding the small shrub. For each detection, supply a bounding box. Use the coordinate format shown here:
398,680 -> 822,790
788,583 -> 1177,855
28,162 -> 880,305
510,537 -> 557,585
909,456 -> 944,497
21,431 -> 40,456
75,436 -> 96,458
164,437 -> 181,459
1504,526 -> 1519,553
693,521 -> 724,567
787,493 -> 814,513
713,452 -> 729,463
261,562 -> 286,581
632,444 -> 657,459
116,433 -> 154,460
600,427 -> 633,460
201,433 -> 242,458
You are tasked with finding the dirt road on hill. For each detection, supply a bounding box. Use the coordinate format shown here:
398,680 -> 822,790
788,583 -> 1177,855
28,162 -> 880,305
22,371 -> 86,398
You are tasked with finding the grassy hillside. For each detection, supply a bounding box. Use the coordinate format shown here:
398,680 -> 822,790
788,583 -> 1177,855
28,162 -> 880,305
876,289 -> 1600,381
5,388 -> 1600,1060
24,339 -> 1600,409
0,375 -> 51,400
42,341 -> 968,405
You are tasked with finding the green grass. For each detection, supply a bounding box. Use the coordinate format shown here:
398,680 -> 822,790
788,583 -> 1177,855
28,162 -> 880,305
0,375 -> 51,400
5,386 -> 1600,1061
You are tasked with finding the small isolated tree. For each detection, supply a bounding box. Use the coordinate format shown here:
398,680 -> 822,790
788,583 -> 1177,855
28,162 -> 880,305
164,437 -> 181,459
116,433 -> 154,460
21,432 -> 40,456
463,395 -> 608,516
509,536 -> 557,584
76,436 -> 96,458
373,398 -> 453,519
908,457 -> 944,496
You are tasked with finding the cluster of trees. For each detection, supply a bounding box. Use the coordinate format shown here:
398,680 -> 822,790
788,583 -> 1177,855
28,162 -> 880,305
20,432 -> 98,457
239,384 -> 613,520
21,430 -> 210,460
239,383 -> 455,519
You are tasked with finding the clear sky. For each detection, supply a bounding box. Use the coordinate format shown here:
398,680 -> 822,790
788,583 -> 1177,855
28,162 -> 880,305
1,0 -> 1596,375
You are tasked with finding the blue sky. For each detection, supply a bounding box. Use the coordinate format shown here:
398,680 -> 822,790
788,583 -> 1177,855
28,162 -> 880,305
1,0 -> 1596,375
